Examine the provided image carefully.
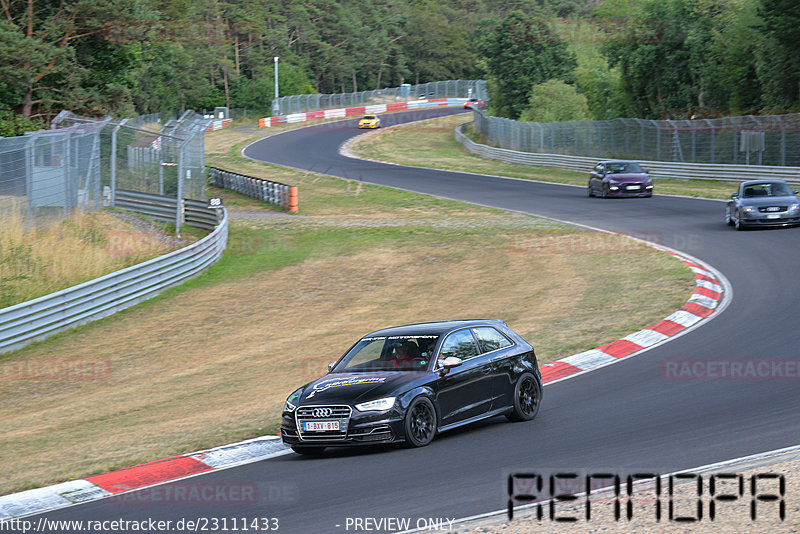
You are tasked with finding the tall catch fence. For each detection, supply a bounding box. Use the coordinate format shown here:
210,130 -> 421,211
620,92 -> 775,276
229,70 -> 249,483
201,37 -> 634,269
472,109 -> 800,168
274,80 -> 489,115
0,110 -> 211,233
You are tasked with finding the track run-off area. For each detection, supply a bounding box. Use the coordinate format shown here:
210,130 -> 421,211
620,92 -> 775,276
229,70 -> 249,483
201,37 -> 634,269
24,107 -> 800,532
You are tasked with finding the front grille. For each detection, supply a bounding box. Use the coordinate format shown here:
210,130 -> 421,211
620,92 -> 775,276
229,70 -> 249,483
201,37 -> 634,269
758,206 -> 787,213
296,405 -> 351,441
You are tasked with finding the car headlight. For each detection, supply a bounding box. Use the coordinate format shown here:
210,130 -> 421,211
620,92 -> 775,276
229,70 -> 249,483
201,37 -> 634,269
355,397 -> 396,412
743,206 -> 755,213
284,388 -> 302,413
790,204 -> 800,211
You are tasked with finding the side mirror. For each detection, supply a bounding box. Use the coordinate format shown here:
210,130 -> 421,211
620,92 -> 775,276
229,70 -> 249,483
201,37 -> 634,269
642,169 -> 650,174
793,190 -> 799,195
327,361 -> 337,372
438,356 -> 462,376
731,192 -> 739,199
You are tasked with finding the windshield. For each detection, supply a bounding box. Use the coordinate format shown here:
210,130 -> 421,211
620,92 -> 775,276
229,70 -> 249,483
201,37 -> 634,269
606,162 -> 643,174
363,115 -> 377,120
743,182 -> 794,197
332,335 -> 439,372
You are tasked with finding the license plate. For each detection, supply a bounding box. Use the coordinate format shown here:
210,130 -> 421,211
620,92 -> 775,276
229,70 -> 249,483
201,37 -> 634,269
626,185 -> 641,190
303,420 -> 340,432
767,214 -> 780,219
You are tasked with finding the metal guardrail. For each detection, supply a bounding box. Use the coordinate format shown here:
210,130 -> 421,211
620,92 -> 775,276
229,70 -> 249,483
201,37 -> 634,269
0,209 -> 228,354
208,167 -> 295,210
116,189 -> 221,230
456,123 -> 800,187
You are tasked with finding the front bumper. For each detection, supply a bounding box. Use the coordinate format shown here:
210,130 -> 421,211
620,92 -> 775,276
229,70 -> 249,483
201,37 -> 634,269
607,184 -> 653,197
281,406 -> 405,447
358,123 -> 379,129
739,213 -> 800,227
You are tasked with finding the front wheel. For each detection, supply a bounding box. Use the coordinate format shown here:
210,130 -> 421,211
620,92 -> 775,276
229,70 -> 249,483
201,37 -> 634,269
726,206 -> 734,226
734,212 -> 744,231
404,396 -> 437,447
587,185 -> 594,197
506,373 -> 542,422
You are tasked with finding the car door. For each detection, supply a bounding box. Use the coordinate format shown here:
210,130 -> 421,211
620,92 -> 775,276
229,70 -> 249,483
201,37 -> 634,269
589,163 -> 605,193
471,327 -> 516,410
434,329 -> 493,427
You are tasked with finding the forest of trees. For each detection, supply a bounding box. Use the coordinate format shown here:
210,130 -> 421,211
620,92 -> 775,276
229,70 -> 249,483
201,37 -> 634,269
0,0 -> 798,134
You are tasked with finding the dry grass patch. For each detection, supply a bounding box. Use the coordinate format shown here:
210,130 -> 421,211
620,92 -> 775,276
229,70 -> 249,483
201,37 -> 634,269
0,221 -> 691,496
0,209 -> 184,308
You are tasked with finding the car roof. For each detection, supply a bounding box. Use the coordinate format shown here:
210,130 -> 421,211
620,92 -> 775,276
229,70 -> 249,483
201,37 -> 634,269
596,160 -> 638,165
363,320 -> 505,338
740,179 -> 789,186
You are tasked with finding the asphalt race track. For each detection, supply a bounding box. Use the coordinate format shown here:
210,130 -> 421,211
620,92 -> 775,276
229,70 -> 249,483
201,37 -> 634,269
32,108 -> 800,532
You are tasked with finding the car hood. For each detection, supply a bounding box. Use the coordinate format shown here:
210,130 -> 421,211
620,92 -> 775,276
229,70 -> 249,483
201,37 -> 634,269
605,173 -> 650,182
298,372 -> 426,404
738,195 -> 799,207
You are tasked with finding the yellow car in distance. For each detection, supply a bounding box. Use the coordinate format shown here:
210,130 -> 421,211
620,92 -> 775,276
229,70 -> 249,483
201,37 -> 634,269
358,115 -> 381,129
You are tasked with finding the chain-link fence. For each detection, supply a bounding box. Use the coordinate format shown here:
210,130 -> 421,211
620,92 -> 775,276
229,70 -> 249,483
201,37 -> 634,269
473,110 -> 800,167
0,111 -> 211,227
274,80 -> 489,115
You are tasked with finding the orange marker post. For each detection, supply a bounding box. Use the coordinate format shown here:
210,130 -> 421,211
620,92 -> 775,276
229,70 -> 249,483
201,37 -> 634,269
289,186 -> 298,213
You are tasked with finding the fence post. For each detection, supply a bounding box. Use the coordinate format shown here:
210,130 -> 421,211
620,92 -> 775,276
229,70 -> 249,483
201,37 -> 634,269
110,118 -> 128,209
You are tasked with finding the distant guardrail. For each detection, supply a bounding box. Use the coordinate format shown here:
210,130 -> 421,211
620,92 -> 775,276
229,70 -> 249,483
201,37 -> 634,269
456,123 -> 800,187
0,209 -> 228,355
116,189 -> 221,230
208,167 -> 297,212
259,98 -> 470,128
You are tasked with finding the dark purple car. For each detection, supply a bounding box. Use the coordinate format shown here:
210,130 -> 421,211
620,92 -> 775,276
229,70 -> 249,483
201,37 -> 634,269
587,160 -> 653,198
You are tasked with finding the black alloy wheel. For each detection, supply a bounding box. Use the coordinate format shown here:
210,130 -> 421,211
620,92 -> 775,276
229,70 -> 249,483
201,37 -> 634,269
404,397 -> 436,447
507,373 -> 542,422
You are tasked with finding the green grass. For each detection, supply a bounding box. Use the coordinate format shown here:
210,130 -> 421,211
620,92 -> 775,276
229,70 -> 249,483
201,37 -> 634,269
350,114 -> 740,200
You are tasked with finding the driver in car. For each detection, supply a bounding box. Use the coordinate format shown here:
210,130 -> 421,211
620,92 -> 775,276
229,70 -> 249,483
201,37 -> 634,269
393,340 -> 421,369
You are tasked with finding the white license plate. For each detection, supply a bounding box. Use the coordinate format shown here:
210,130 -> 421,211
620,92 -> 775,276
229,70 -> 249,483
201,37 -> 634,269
303,420 -> 340,432
767,214 -> 780,219
626,185 -> 641,190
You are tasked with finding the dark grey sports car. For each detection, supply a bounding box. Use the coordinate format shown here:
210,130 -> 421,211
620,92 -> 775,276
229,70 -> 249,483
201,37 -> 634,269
726,180 -> 800,230
280,320 -> 542,455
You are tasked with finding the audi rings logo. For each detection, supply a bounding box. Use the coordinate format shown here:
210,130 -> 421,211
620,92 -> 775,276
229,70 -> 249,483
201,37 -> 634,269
313,408 -> 333,418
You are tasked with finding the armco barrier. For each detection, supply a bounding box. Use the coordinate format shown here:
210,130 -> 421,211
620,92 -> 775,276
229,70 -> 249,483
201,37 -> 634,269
115,190 -> 222,230
456,123 -> 800,186
259,98 -> 469,128
0,209 -> 228,355
208,167 -> 295,211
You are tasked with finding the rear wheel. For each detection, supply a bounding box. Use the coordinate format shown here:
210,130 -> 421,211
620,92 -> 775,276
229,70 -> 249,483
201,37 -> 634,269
506,373 -> 542,422
404,397 -> 436,447
291,446 -> 325,455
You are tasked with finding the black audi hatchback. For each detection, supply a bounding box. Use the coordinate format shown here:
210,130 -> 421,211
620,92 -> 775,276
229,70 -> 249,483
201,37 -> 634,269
281,320 -> 543,455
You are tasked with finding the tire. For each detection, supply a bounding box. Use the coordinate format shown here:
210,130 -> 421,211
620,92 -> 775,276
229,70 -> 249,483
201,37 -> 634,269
726,206 -> 734,226
587,185 -> 594,197
291,445 -> 325,455
506,373 -> 542,422
404,396 -> 437,447
601,186 -> 609,199
735,212 -> 744,231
